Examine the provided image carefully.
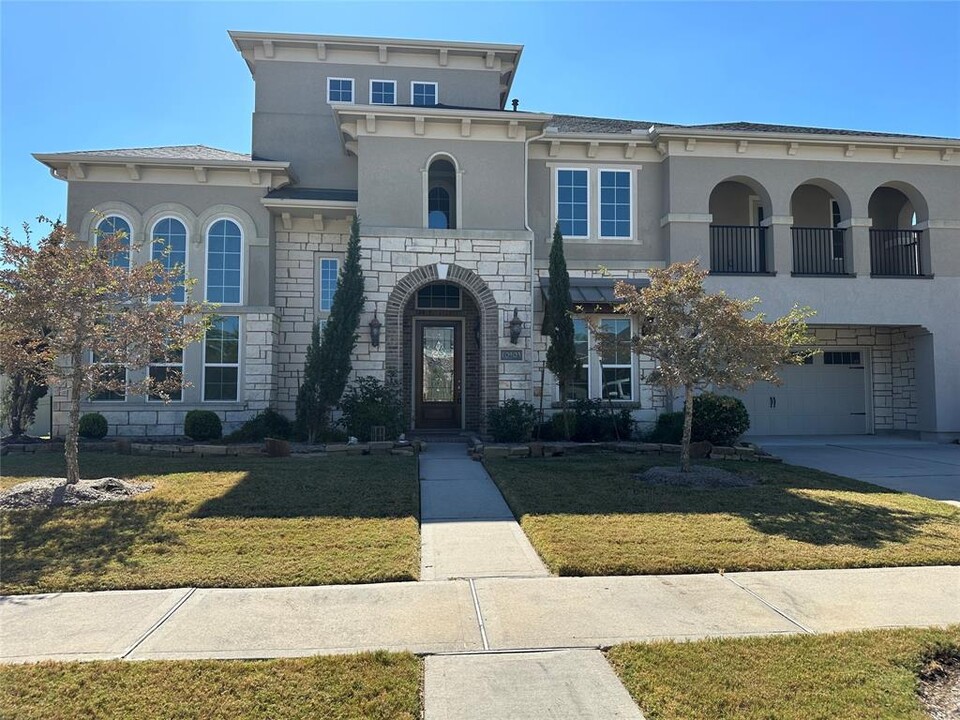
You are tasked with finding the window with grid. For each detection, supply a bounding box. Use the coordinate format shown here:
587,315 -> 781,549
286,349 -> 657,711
599,170 -> 631,238
90,351 -> 127,402
823,351 -> 862,365
318,258 -> 339,312
96,215 -> 131,269
557,169 -> 588,237
416,283 -> 461,310
206,219 -> 242,304
203,316 -> 240,401
412,82 -> 437,106
564,318 -> 590,401
370,80 -> 396,104
327,78 -> 353,102
599,318 -> 633,400
148,346 -> 184,402
151,217 -> 187,302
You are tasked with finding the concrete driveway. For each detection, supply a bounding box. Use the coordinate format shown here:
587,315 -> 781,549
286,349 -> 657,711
753,436 -> 960,505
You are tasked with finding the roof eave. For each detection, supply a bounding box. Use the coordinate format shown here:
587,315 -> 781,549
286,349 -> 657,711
650,127 -> 960,148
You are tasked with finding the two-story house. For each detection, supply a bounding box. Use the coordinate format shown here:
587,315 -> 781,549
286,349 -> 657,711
34,31 -> 960,440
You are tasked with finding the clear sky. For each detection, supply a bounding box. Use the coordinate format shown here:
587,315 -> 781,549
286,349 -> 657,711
2,1 -> 958,231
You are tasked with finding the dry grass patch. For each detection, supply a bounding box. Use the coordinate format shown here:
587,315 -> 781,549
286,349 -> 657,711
608,626 -> 960,720
486,454 -> 960,575
0,651 -> 421,720
1,453 -> 419,594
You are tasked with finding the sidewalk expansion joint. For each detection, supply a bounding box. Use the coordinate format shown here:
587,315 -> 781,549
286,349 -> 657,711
422,645 -> 602,658
722,574 -> 814,634
120,587 -> 196,659
467,578 -> 490,651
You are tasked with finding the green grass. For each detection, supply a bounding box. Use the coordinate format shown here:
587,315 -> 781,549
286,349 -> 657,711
0,453 -> 419,594
0,652 -> 421,720
485,454 -> 960,575
608,626 -> 960,720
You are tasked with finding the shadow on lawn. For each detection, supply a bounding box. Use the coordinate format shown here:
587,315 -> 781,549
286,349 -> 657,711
1,499 -> 175,592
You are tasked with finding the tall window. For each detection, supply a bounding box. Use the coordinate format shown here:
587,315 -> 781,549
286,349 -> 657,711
599,170 -> 631,238
565,318 -> 590,400
204,316 -> 240,401
427,157 -> 457,229
599,318 -> 633,400
318,258 -> 339,312
327,77 -> 354,103
148,346 -> 183,402
412,81 -> 438,106
206,219 -> 242,304
151,217 -> 187,302
428,188 -> 450,229
370,80 -> 396,105
96,215 -> 131,269
557,169 -> 588,237
90,352 -> 126,402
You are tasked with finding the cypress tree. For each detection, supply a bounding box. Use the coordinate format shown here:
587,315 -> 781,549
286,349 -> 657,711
295,216 -> 366,442
545,222 -> 579,439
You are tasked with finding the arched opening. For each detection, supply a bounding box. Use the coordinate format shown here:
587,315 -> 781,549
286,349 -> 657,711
708,178 -> 771,273
790,180 -> 853,275
427,157 -> 457,229
868,183 -> 928,277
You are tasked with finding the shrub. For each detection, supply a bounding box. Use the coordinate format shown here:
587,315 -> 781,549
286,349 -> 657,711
78,412 -> 108,439
650,411 -> 684,444
569,399 -> 633,442
184,410 -> 222,441
487,399 -> 538,443
692,392 -> 750,446
224,409 -> 292,443
337,375 -> 404,442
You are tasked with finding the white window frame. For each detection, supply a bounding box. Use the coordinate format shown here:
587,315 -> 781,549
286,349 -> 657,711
146,351 -> 184,403
89,351 -> 128,402
204,217 -> 244,306
369,79 -> 397,105
150,215 -> 189,304
555,167 -> 590,240
597,317 -> 634,401
598,168 -> 633,241
556,316 -> 636,402
411,80 -> 438,106
94,214 -> 133,270
202,316 -> 241,403
317,256 -> 340,314
327,77 -> 355,104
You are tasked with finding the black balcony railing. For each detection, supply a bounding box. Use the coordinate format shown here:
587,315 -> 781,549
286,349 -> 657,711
710,225 -> 768,273
870,229 -> 923,277
791,227 -> 849,275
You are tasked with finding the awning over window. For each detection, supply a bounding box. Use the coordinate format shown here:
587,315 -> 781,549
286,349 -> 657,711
538,276 -> 649,310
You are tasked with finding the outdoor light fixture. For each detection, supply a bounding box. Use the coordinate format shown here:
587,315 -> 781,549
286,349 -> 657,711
369,311 -> 382,348
508,307 -> 523,344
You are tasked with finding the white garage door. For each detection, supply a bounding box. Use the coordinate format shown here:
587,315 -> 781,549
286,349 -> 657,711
735,349 -> 869,436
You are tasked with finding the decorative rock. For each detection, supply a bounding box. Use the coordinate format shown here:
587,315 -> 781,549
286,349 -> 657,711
195,445 -> 228,456
484,445 -> 510,458
638,443 -> 662,454
543,443 -> 566,457
265,438 -> 291,457
391,448 -> 415,456
528,442 -> 544,457
368,441 -> 394,454
689,440 -> 713,459
325,444 -> 350,453
660,443 -> 682,453
616,442 -> 639,453
509,445 -> 530,458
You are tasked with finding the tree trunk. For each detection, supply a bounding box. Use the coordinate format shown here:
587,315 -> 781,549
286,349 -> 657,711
680,383 -> 694,472
64,358 -> 83,485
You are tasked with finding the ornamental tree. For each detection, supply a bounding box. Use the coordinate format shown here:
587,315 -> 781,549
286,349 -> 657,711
0,218 -> 211,483
544,222 -> 579,439
613,260 -> 815,471
295,216 -> 366,442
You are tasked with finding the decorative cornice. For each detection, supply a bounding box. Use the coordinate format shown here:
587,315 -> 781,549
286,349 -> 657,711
660,213 -> 712,227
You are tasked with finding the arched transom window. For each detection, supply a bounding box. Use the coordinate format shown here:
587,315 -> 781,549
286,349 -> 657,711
96,215 -> 131,269
206,219 -> 242,304
151,217 -> 187,302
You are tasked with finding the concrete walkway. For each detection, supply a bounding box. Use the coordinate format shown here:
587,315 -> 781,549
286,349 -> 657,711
419,443 -> 549,580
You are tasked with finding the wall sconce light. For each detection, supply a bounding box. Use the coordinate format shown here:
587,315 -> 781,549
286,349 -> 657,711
369,311 -> 382,348
509,307 -> 523,345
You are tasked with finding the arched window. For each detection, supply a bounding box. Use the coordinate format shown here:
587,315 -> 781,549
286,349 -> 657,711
151,217 -> 188,302
427,157 -> 457,229
206,219 -> 242,303
96,215 -> 131,269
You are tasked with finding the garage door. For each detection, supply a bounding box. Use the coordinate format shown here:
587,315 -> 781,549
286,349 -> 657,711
734,350 -> 869,436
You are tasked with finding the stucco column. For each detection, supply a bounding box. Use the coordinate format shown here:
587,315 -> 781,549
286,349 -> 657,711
918,222 -> 960,277
661,213 -> 712,266
762,215 -> 793,275
841,218 -> 873,276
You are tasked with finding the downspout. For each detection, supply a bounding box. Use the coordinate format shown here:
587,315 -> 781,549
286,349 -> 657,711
524,125 -> 548,406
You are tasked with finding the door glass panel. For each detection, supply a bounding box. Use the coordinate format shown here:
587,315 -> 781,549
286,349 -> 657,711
422,326 -> 455,402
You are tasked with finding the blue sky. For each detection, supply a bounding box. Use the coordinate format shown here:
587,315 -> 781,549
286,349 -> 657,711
2,1 -> 958,231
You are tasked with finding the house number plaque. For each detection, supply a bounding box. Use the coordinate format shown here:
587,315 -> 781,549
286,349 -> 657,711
500,349 -> 523,362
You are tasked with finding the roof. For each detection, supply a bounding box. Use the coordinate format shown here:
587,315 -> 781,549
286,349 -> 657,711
39,145 -> 253,162
538,276 -> 649,307
265,187 -> 358,203
678,121 -> 953,140
548,114 -> 660,135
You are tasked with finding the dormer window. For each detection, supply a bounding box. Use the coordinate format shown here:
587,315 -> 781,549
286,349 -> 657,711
370,80 -> 396,105
412,81 -> 438,106
327,77 -> 354,103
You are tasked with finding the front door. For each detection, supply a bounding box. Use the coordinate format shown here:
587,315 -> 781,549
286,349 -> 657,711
416,321 -> 461,429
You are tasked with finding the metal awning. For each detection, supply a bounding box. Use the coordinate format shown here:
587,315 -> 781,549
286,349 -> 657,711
538,276 -> 648,309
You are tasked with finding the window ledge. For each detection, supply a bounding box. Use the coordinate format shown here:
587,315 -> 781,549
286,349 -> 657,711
869,274 -> 934,279
550,401 -> 643,410
709,271 -> 777,277
790,273 -> 857,278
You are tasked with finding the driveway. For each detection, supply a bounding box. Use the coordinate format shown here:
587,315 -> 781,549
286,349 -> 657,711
752,436 -> 960,505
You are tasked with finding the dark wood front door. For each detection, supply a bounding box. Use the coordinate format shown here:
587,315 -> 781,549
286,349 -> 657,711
416,321 -> 461,429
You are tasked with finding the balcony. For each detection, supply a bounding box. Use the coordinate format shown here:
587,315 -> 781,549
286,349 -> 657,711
709,225 -> 769,274
870,229 -> 924,277
791,227 -> 850,276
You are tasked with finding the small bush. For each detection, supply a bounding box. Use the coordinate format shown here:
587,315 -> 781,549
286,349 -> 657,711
692,392 -> 750,446
570,399 -> 633,442
487,399 -> 538,442
337,375 -> 404,442
224,409 -> 292,443
650,411 -> 684,444
184,410 -> 222,441
78,412 -> 108,439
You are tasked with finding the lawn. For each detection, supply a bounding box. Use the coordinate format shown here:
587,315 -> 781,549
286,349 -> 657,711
0,651 -> 421,720
608,626 -> 960,720
485,454 -> 960,575
0,452 -> 419,594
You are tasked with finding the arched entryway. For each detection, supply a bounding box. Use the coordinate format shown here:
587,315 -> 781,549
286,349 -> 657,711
385,264 -> 498,431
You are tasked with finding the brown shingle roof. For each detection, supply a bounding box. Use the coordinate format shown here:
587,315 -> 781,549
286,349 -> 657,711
48,145 -> 252,161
